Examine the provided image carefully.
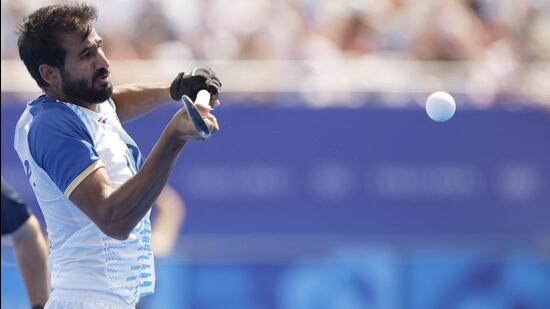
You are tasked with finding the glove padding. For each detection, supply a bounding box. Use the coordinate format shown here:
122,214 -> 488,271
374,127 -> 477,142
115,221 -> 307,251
170,67 -> 222,102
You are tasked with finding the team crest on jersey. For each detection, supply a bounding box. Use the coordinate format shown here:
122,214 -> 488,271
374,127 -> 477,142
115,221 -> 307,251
97,116 -> 107,124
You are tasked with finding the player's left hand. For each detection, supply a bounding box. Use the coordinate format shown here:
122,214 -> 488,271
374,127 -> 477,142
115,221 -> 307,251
169,104 -> 219,142
170,67 -> 222,107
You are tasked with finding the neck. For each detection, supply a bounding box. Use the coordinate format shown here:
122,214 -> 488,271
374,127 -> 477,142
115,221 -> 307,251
44,88 -> 97,112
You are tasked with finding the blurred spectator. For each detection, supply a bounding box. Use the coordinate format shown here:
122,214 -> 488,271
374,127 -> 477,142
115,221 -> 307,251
1,0 -> 548,107
3,0 -> 547,61
411,0 -> 486,61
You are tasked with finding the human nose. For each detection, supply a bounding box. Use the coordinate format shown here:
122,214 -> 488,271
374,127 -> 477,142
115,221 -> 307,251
96,49 -> 110,70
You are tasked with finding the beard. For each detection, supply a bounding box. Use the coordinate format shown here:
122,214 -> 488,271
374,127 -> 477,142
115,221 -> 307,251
60,68 -> 113,104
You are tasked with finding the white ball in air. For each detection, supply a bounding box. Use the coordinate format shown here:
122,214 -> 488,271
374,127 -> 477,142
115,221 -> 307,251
425,91 -> 456,122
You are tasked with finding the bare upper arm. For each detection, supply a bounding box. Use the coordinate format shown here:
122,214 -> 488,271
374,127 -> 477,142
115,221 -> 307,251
110,84 -> 172,123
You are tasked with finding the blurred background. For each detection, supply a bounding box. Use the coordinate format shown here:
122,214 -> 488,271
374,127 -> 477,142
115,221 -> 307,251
1,0 -> 550,308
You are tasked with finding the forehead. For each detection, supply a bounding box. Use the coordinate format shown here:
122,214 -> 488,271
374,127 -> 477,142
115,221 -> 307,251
60,28 -> 101,54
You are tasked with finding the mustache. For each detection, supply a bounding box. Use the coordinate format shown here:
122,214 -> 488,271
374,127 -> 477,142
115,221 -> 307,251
93,68 -> 110,81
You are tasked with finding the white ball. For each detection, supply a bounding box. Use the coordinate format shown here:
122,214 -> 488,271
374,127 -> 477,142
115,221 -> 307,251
425,91 -> 456,122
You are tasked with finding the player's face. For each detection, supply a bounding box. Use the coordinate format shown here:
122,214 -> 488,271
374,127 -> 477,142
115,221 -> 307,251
59,28 -> 112,104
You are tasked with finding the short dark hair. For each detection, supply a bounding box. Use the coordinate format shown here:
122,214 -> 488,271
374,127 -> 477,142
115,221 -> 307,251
17,3 -> 98,88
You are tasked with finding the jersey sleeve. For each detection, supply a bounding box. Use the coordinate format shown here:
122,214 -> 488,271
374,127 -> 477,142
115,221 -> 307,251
28,108 -> 104,197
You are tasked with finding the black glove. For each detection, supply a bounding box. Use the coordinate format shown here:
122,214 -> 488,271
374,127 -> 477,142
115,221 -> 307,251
170,67 -> 222,101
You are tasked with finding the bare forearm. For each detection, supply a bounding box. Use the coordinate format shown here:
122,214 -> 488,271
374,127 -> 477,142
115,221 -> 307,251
12,216 -> 50,307
112,83 -> 172,122
103,127 -> 185,239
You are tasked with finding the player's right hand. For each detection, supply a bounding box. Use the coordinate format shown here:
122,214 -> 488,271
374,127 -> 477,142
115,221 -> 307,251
168,104 -> 219,142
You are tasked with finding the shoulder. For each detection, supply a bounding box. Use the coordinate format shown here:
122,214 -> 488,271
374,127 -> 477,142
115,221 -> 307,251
28,96 -> 92,140
29,96 -> 81,125
26,97 -> 96,168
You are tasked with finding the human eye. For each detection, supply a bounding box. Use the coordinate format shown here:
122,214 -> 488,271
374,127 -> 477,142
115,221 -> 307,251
80,51 -> 91,60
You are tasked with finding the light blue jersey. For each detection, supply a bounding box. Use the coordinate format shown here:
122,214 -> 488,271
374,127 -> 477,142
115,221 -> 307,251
14,95 -> 154,305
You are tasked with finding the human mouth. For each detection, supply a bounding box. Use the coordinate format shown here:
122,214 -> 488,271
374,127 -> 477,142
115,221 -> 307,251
95,71 -> 110,84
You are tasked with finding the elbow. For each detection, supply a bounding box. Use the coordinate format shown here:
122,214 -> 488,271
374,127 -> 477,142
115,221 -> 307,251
111,234 -> 130,241
97,207 -> 132,241
104,227 -> 131,241
110,232 -> 131,241
99,222 -> 131,241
